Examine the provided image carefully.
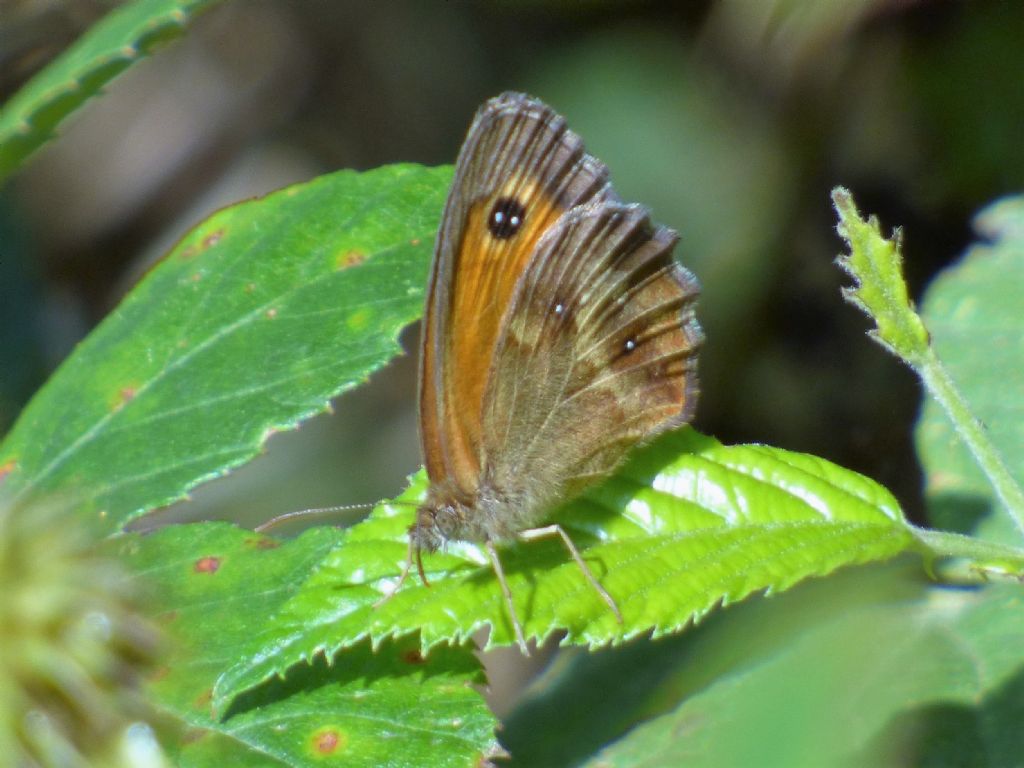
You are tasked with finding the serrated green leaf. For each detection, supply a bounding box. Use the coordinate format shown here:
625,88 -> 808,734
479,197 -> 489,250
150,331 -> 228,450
0,163 -> 451,536
916,196 -> 1024,544
214,429 -> 916,709
0,0 -> 217,183
118,522 -> 499,767
577,570 -> 1024,768
832,187 -> 931,361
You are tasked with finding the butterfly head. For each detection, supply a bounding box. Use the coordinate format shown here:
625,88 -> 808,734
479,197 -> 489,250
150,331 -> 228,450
404,491 -> 472,587
409,486 -> 470,555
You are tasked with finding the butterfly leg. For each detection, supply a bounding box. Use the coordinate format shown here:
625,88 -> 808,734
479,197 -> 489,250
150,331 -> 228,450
519,525 -> 623,623
484,540 -> 530,655
373,535 -> 424,609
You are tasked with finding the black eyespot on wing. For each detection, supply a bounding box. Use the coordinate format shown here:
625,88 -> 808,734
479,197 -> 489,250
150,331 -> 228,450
488,197 -> 527,239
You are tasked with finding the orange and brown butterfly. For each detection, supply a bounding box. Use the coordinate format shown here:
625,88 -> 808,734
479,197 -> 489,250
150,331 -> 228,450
393,91 -> 702,653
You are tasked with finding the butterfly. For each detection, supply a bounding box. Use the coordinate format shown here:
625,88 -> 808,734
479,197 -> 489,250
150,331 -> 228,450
391,92 -> 702,653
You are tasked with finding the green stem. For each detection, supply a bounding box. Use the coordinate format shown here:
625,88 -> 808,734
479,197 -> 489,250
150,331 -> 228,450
916,346 -> 1024,538
912,525 -> 1024,568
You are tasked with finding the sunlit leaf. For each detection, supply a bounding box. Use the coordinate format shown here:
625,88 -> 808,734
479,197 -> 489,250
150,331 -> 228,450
215,429 -> 916,708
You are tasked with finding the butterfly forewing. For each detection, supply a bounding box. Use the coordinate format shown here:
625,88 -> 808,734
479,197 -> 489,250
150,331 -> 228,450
420,94 -> 609,497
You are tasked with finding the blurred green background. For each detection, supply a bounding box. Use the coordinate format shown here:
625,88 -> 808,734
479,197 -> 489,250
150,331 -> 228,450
2,0 -> 1022,540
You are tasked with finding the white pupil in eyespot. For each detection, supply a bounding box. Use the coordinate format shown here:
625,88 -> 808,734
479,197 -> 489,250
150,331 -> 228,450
488,197 -> 527,238
554,303 -> 564,315
494,211 -> 520,227
624,339 -> 637,352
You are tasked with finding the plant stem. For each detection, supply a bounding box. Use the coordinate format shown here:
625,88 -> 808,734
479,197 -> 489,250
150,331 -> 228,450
916,346 -> 1024,538
913,525 -> 1024,568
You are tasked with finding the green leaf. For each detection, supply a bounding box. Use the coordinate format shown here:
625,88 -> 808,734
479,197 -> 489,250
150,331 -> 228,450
600,581 -> 1024,767
118,522 -> 499,767
916,196 -> 1024,543
0,0 -> 217,183
502,563 -> 920,766
546,566 -> 1024,768
0,163 -> 451,536
832,187 -> 931,362
214,429 -> 917,709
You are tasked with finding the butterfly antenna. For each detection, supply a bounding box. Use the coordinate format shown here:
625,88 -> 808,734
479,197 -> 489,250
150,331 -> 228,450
255,503 -> 374,533
256,498 -> 421,533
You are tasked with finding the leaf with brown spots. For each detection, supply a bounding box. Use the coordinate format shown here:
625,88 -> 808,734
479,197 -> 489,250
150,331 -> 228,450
0,163 -> 450,536
120,521 -> 498,767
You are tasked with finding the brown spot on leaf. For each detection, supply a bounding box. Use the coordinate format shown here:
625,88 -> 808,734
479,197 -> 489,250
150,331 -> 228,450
266,308 -> 278,319
245,282 -> 256,293
179,244 -> 198,260
336,250 -> 366,269
149,666 -> 171,682
202,229 -> 225,249
311,728 -> 347,755
193,689 -> 213,710
194,556 -> 221,574
410,238 -> 421,246
402,649 -> 425,665
191,272 -> 203,283
181,729 -> 209,745
244,536 -> 279,550
111,385 -> 139,412
0,459 -> 17,484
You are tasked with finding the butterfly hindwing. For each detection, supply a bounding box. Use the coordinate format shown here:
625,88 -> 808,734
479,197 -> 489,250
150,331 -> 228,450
482,200 -> 701,514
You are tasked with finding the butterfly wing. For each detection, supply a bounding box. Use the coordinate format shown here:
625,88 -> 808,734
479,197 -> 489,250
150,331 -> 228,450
420,93 -> 609,498
480,200 -> 702,525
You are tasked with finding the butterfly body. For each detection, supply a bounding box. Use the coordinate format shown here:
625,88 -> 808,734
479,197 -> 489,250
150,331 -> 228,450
406,92 -> 702,650
413,481 -> 533,550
